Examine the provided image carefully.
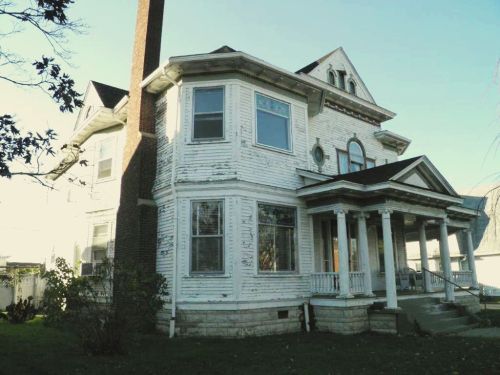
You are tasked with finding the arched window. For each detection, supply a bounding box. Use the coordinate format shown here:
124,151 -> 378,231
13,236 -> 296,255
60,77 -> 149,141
328,71 -> 335,86
348,80 -> 356,96
348,140 -> 365,172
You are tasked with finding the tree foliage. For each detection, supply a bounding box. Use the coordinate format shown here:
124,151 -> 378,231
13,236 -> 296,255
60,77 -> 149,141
0,0 -> 84,182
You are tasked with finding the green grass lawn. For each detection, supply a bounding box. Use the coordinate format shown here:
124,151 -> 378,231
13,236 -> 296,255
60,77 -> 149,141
1,318 -> 500,375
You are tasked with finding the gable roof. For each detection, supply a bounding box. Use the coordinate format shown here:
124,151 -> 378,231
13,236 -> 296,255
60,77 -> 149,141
90,81 -> 128,108
296,48 -> 341,74
303,155 -> 459,198
210,45 -> 237,54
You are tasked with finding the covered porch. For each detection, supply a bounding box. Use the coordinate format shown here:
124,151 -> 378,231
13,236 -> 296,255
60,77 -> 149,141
299,156 -> 479,309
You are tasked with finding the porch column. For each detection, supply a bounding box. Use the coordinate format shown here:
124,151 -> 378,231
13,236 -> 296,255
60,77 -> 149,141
380,209 -> 398,309
418,221 -> 433,293
335,209 -> 353,299
439,218 -> 455,302
465,229 -> 479,289
356,213 -> 374,296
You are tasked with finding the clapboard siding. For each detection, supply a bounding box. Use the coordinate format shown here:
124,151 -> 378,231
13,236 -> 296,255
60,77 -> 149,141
308,107 -> 398,175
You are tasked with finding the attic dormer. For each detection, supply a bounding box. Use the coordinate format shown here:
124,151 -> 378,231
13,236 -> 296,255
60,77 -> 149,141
296,47 -> 375,104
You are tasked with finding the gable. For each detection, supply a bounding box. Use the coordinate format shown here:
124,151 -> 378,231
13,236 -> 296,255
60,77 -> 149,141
74,82 -> 106,130
400,171 -> 432,189
297,47 -> 376,104
391,156 -> 458,197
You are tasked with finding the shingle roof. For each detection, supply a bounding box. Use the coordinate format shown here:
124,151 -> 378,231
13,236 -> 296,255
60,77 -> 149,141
304,156 -> 422,188
210,45 -> 237,54
91,81 -> 128,109
295,47 -> 341,74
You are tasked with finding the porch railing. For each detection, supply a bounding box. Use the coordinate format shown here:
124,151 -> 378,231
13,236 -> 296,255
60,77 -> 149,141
310,272 -> 365,295
429,270 -> 473,289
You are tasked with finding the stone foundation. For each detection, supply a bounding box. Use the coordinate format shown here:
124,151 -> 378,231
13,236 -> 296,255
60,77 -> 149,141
368,310 -> 399,334
158,306 -> 303,337
455,294 -> 481,314
313,305 -> 370,335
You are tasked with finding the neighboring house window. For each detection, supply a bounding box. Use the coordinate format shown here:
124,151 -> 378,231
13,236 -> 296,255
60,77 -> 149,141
191,200 -> 224,273
327,70 -> 336,86
338,71 -> 346,90
96,138 -> 113,180
256,93 -> 291,151
258,203 -> 296,272
348,80 -> 356,96
348,140 -> 365,172
193,87 -> 224,140
82,223 -> 109,275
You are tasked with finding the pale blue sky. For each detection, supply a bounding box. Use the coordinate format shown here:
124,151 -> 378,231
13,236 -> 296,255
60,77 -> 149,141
1,0 -> 499,192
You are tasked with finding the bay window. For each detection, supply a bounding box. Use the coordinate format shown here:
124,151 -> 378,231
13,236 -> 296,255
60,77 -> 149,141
258,203 -> 296,272
256,93 -> 291,151
193,87 -> 224,140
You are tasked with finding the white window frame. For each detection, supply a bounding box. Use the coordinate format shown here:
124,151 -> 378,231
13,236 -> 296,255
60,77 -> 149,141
254,92 -> 293,153
189,199 -> 225,275
94,136 -> 116,183
256,201 -> 298,274
82,222 -> 112,276
191,86 -> 225,142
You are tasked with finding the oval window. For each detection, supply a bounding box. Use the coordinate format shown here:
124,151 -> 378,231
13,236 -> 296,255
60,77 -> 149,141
313,145 -> 325,165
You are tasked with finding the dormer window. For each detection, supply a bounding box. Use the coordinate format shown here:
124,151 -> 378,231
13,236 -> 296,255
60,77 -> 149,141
337,71 -> 346,90
348,80 -> 357,96
327,71 -> 336,86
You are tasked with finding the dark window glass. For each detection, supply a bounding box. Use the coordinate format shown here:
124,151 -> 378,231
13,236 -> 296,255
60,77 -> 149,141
258,204 -> 296,272
191,201 -> 224,273
328,71 -> 335,86
349,80 -> 356,95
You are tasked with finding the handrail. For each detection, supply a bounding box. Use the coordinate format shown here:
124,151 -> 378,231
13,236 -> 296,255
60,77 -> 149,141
422,267 -> 485,310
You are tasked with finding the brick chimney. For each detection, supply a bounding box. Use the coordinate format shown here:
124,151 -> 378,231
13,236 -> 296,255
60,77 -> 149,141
114,0 -> 165,272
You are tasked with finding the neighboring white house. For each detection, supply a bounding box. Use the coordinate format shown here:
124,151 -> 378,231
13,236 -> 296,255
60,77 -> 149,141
50,44 -> 480,336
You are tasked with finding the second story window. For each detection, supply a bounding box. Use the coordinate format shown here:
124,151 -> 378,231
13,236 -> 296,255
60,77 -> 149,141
348,141 -> 364,172
256,93 -> 291,151
193,87 -> 224,140
337,139 -> 370,174
82,223 -> 109,276
96,138 -> 113,180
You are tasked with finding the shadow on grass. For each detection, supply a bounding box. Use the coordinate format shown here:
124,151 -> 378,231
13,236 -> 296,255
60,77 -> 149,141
1,318 -> 500,374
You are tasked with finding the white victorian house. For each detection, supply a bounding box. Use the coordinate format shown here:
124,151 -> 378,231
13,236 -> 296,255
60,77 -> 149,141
51,45 -> 481,337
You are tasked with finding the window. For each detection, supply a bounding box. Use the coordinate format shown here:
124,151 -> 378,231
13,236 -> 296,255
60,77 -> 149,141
312,145 -> 325,166
258,204 -> 296,272
348,141 -> 364,172
256,93 -> 291,151
328,71 -> 336,86
337,150 -> 349,174
96,138 -> 113,180
193,87 -> 224,140
338,71 -> 346,90
366,159 -> 376,169
191,200 -> 224,273
82,223 -> 109,276
348,80 -> 356,96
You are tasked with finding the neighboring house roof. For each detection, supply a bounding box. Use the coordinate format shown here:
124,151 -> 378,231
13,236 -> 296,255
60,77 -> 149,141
90,81 -> 129,108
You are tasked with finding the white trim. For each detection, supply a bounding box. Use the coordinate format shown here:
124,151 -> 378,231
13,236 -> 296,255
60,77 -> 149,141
296,169 -> 331,182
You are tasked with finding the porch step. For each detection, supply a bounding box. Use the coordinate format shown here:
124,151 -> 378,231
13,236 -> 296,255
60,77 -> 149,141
399,297 -> 478,335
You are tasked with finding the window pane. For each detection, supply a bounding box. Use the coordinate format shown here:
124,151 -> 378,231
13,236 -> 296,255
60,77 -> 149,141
350,162 -> 362,172
338,151 -> 349,174
258,204 -> 295,226
93,224 -> 108,238
192,201 -> 222,235
193,113 -> 223,139
92,249 -> 106,262
366,160 -> 375,169
275,227 -> 295,271
256,94 -> 290,117
349,142 -> 364,164
99,139 -> 113,160
98,158 -> 112,179
257,110 -> 290,150
258,225 -> 275,271
192,237 -> 223,272
349,81 -> 356,95
194,87 -> 223,113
